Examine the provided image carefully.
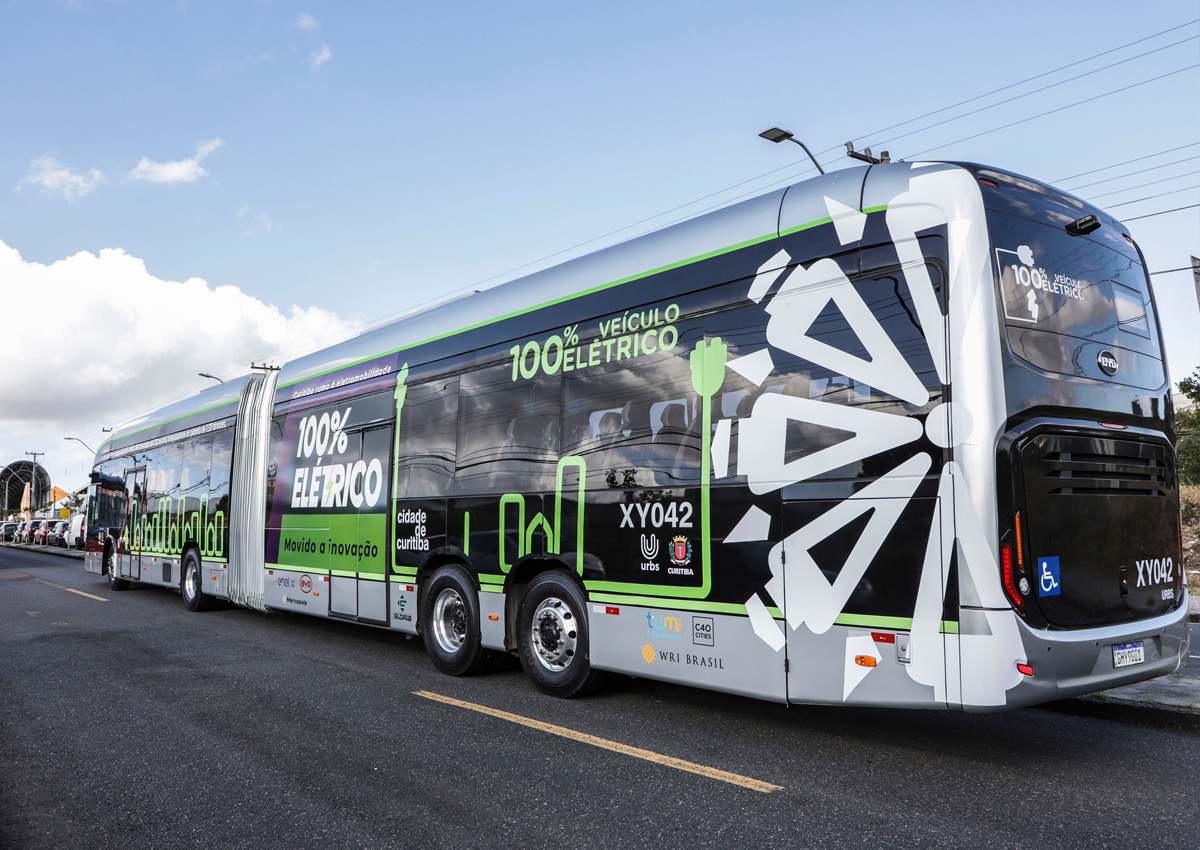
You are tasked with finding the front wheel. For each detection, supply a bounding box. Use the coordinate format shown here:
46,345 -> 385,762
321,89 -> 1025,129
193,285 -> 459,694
517,571 -> 604,698
105,546 -> 129,591
181,551 -> 214,612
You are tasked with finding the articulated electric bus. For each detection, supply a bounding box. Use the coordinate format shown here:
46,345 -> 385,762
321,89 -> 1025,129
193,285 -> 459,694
84,160 -> 1190,711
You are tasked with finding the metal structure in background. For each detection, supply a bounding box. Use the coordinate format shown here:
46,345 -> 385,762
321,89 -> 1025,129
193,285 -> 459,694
0,460 -> 50,514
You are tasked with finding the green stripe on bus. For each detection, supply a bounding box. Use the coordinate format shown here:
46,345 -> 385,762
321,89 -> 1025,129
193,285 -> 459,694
478,574 -> 505,585
587,593 -> 758,617
100,398 -> 238,451
277,208 -> 886,391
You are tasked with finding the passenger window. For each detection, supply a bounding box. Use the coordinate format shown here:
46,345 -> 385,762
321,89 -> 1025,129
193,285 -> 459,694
562,324 -> 703,489
457,360 -> 560,494
395,378 -> 459,498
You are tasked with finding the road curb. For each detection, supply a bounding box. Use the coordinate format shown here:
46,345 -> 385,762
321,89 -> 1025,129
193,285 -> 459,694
0,544 -> 84,562
1039,696 -> 1200,732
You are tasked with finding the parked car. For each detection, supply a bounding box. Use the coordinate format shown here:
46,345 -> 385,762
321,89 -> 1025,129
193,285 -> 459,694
1,522 -> 16,542
18,521 -> 34,543
64,514 -> 86,550
32,521 -> 52,545
13,521 -> 28,542
48,520 -> 69,548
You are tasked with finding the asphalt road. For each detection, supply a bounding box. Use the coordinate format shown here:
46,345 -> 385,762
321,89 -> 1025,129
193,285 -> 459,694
2,546 -> 1198,850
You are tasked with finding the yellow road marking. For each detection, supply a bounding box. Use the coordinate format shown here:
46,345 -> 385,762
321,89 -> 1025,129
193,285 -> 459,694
34,579 -> 109,602
414,690 -> 782,793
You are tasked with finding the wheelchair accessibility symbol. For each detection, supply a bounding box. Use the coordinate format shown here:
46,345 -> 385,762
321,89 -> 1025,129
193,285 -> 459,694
1038,556 -> 1061,597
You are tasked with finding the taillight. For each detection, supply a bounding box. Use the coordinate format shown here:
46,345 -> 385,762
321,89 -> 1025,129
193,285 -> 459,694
1002,543 -> 1024,612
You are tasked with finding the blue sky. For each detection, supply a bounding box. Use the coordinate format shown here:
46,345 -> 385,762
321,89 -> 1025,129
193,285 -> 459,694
2,0 -> 1198,487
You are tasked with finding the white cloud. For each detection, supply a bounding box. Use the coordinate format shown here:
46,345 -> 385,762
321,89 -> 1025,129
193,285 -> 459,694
309,44 -> 331,68
127,138 -> 224,184
0,238 -> 358,489
15,155 -> 105,200
235,205 -> 250,217
294,12 -> 318,30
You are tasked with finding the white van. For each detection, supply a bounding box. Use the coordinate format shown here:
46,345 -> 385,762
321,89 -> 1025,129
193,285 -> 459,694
64,514 -> 86,550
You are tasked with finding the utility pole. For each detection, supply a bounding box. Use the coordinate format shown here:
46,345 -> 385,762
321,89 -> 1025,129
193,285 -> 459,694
1191,256 -> 1199,319
25,451 -> 43,514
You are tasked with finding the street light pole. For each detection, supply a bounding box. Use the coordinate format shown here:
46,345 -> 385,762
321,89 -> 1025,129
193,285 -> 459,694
63,437 -> 95,454
199,372 -> 224,384
758,127 -> 826,175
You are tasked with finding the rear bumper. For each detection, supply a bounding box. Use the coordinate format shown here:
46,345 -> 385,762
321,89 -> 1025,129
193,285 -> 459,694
1001,588 -> 1190,710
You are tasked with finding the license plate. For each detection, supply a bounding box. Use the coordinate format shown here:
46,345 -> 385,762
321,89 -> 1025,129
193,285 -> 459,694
1113,641 -> 1145,668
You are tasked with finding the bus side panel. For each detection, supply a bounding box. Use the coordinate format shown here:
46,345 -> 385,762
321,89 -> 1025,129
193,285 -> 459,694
589,605 -> 787,704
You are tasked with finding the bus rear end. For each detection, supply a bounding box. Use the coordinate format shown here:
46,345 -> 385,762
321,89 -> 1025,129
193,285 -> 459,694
977,166 -> 1189,703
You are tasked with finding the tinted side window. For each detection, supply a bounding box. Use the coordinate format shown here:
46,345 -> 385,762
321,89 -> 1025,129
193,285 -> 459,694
562,324 -> 703,489
395,377 -> 459,499
457,360 -> 560,495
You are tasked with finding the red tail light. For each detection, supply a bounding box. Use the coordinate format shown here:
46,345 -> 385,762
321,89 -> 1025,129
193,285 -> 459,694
1002,543 -> 1024,611
1017,663 -> 1033,676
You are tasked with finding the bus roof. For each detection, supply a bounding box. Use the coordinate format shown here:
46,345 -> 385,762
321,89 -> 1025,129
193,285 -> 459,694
274,164 -> 876,392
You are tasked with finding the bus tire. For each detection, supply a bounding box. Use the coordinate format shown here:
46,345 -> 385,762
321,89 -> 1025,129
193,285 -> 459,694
105,546 -> 129,591
516,571 -> 604,698
181,550 -> 214,612
421,565 -> 495,676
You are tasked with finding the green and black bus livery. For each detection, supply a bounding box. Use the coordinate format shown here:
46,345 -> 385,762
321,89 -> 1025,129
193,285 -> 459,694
86,161 -> 1190,710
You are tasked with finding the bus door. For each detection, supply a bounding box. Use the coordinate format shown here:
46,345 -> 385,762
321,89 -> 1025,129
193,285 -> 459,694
123,467 -> 146,582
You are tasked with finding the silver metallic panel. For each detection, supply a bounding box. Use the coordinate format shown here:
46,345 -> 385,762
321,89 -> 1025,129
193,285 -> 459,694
265,569 -> 330,617
357,579 -> 387,623
388,581 -> 417,633
330,575 -> 357,616
589,604 -> 787,704
478,591 -> 506,651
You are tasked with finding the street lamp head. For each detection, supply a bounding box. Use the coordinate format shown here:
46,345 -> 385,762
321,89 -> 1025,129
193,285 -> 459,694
759,127 -> 795,144
199,372 -> 224,384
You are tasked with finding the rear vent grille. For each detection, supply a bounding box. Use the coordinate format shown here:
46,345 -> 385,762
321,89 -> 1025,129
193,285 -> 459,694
1027,435 -> 1172,497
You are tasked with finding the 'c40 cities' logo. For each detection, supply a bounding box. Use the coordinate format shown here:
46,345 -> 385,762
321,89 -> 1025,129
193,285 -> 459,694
670,536 -> 692,567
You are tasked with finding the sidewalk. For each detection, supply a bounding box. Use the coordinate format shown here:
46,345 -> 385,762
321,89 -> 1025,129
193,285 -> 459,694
0,542 -> 84,560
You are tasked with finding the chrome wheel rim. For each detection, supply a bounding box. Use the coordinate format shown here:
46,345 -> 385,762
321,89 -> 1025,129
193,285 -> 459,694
184,562 -> 198,601
432,588 -> 468,654
531,596 -> 578,672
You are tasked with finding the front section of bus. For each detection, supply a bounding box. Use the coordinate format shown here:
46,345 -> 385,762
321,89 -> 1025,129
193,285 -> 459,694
973,165 -> 1189,706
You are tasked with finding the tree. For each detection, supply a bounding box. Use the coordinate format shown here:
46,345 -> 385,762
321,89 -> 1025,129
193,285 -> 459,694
1178,367 -> 1200,485
1179,367 -> 1200,406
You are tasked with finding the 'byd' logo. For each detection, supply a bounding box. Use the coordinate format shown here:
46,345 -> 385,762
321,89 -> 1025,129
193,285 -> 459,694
1097,350 -> 1118,376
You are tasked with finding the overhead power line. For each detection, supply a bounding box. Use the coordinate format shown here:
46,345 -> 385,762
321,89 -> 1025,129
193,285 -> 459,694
1054,140 -> 1200,182
1106,183 -> 1200,208
861,34 -> 1199,152
1085,168 -> 1200,200
1123,203 -> 1200,221
1065,153 -> 1200,190
902,64 -> 1200,160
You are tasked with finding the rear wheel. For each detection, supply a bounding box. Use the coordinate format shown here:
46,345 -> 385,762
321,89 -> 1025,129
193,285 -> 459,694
421,565 -> 495,676
105,546 -> 129,591
181,550 -> 214,612
517,571 -> 604,698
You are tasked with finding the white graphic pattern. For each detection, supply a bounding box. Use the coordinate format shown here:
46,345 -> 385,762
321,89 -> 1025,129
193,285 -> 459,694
731,163 -> 1021,708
